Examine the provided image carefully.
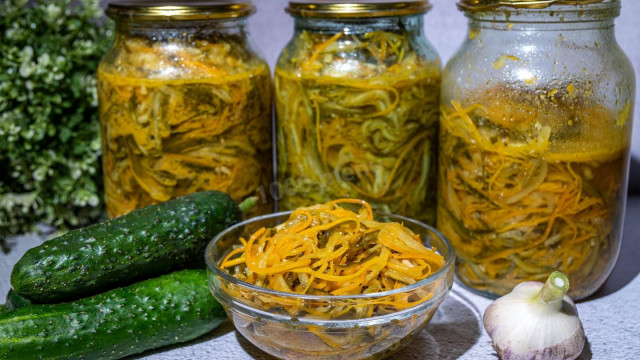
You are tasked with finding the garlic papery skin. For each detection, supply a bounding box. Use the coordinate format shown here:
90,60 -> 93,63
483,272 -> 585,360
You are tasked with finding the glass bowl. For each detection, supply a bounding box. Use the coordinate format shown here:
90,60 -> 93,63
205,212 -> 455,360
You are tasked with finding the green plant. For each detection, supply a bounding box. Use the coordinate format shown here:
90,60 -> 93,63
0,0 -> 113,247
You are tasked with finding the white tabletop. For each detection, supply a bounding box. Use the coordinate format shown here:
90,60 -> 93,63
2,198 -> 639,359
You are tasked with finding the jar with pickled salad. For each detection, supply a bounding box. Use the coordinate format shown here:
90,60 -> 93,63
275,1 -> 441,224
438,0 -> 635,299
98,0 -> 272,218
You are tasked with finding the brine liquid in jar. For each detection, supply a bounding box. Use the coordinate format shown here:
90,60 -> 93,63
439,0 -> 634,299
99,1 -> 273,218
439,87 -> 630,298
276,1 -> 441,224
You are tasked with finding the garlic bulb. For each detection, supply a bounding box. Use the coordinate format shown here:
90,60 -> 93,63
483,272 -> 585,360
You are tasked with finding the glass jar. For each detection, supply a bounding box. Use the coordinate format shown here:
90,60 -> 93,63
98,1 -> 272,218
438,0 -> 635,299
275,1 -> 441,224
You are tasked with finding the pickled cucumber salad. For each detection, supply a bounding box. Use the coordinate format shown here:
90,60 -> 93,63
220,199 -> 444,307
98,35 -> 272,218
437,84 -> 632,298
275,26 -> 441,224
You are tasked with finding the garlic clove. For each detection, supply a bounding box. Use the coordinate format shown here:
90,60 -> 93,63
483,272 -> 585,360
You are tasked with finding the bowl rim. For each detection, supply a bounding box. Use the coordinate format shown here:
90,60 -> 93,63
205,210 -> 455,301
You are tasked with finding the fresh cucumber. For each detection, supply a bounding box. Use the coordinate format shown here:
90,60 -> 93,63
0,269 -> 225,360
5,290 -> 31,310
11,191 -> 241,303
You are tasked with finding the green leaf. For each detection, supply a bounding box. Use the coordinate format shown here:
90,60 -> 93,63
0,0 -> 113,246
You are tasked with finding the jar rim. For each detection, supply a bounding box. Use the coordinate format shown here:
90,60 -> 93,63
105,0 -> 256,21
286,0 -> 431,18
457,0 -> 617,12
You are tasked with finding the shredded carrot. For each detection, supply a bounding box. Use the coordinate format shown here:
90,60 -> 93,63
276,29 -> 441,225
98,36 -> 273,218
437,86 -> 628,297
220,199 -> 444,316
303,31 -> 343,70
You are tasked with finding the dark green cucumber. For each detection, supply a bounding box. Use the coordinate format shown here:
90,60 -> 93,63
5,290 -> 31,310
11,191 -> 241,303
0,269 -> 225,360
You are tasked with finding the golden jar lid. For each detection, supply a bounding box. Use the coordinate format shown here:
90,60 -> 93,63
458,0 -> 611,11
106,0 -> 256,21
286,1 -> 432,18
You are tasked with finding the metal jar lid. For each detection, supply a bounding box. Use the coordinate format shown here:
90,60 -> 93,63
105,0 -> 256,21
457,0 -> 611,11
285,0 -> 432,18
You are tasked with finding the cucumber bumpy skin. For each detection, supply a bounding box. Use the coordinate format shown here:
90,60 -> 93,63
11,191 -> 241,303
0,270 -> 225,360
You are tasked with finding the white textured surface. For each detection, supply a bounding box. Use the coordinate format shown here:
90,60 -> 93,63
1,197 -> 639,359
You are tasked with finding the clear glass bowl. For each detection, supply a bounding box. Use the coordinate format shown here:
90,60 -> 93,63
205,212 -> 455,360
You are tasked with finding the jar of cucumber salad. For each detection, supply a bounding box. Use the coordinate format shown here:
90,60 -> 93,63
98,0 -> 272,218
438,0 -> 635,299
275,1 -> 441,224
